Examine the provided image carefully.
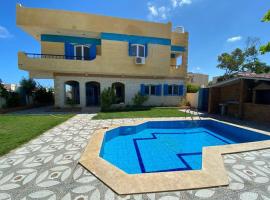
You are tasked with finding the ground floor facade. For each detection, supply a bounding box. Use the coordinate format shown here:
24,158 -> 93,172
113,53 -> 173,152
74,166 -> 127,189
54,75 -> 185,108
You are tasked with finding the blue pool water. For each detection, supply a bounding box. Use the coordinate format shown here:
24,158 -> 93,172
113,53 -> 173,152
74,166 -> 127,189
100,120 -> 270,174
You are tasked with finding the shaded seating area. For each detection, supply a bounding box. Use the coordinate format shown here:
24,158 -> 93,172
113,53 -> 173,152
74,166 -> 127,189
208,73 -> 270,123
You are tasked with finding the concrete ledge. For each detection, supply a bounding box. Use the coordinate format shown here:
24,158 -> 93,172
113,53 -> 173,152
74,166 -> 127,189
79,117 -> 270,194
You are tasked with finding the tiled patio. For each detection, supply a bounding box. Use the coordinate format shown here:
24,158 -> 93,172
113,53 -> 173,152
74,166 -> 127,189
0,114 -> 270,200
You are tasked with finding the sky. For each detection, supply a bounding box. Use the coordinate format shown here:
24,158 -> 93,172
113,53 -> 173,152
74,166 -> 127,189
0,0 -> 269,87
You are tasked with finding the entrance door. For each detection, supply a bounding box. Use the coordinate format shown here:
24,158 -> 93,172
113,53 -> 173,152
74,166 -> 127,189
86,82 -> 100,106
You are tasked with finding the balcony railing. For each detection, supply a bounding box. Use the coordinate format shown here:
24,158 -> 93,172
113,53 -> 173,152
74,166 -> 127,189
25,53 -> 93,60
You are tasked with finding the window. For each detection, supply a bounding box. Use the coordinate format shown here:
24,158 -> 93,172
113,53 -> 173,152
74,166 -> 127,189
144,85 -> 150,95
150,85 -> 156,95
74,45 -> 90,60
168,85 -> 173,95
165,84 -> 182,96
176,55 -> 183,68
131,44 -> 145,57
173,85 -> 179,95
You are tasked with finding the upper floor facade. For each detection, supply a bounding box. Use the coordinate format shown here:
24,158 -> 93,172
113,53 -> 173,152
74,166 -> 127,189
17,4 -> 188,79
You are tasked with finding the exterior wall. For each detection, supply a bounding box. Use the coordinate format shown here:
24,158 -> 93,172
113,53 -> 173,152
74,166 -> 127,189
243,103 -> 270,123
16,5 -> 172,40
208,87 -> 221,113
41,41 -> 64,55
0,97 -> 6,108
54,76 -> 185,107
187,73 -> 209,87
220,83 -> 240,102
186,92 -> 199,108
17,5 -> 188,81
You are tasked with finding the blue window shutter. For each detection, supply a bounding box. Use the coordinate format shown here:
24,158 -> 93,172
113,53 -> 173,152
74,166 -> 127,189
140,84 -> 145,96
156,84 -> 162,96
89,44 -> 96,60
128,42 -> 132,56
145,44 -> 148,57
178,85 -> 184,96
65,43 -> 74,59
163,84 -> 168,96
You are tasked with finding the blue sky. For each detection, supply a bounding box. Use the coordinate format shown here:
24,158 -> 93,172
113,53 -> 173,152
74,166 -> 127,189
0,0 -> 269,87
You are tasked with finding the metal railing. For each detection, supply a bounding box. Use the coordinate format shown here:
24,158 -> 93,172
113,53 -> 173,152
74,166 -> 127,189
25,53 -> 92,60
185,107 -> 202,120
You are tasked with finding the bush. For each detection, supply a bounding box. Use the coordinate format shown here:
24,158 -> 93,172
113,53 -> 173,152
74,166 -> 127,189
34,86 -> 54,104
101,87 -> 116,111
187,84 -> 200,93
6,92 -> 21,108
66,98 -> 77,107
132,92 -> 148,107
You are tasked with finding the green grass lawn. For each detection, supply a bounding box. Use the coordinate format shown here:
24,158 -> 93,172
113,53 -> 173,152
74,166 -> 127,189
93,107 -> 191,120
0,114 -> 74,156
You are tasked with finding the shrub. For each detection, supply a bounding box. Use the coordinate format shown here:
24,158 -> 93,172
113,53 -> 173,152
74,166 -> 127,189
187,84 -> 200,93
6,92 -> 21,108
20,78 -> 36,105
101,87 -> 116,111
66,98 -> 77,108
132,92 -> 148,107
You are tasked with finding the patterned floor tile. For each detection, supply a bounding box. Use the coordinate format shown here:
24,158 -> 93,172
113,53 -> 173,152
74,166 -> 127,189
0,114 -> 269,200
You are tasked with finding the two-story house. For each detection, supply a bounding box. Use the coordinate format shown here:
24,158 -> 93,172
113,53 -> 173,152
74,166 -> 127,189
17,4 -> 188,108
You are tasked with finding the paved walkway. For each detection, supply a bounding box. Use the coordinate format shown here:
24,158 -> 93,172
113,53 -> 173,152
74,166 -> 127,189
0,114 -> 270,200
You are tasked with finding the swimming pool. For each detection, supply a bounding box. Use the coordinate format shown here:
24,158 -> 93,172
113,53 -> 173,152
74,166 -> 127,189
100,120 -> 270,174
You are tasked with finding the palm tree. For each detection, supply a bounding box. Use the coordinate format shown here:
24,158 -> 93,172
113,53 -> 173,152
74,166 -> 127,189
20,78 -> 36,105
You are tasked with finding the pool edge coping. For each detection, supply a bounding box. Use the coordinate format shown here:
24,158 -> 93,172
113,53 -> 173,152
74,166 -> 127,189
79,117 -> 270,195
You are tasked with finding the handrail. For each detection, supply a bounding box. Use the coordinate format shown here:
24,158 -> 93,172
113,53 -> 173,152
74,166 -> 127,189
25,53 -> 92,60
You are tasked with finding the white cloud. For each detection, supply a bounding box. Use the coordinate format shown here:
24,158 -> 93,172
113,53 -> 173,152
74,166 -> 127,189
196,67 -> 201,71
227,36 -> 242,43
0,26 -> 13,39
147,3 -> 170,20
147,0 -> 193,21
148,4 -> 158,17
171,0 -> 192,8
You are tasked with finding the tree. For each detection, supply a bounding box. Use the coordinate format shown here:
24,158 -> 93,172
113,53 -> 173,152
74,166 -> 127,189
34,85 -> 54,104
20,78 -> 36,105
0,79 -> 8,98
217,38 -> 270,81
217,48 -> 244,75
260,10 -> 270,54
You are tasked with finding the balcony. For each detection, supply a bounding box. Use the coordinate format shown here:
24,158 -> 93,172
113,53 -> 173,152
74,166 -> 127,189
18,52 -> 103,75
18,51 -> 186,79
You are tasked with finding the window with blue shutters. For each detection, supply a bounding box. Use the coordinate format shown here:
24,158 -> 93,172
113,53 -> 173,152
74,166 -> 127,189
65,43 -> 96,60
178,85 -> 184,96
141,84 -> 162,96
163,84 -> 184,96
163,84 -> 168,96
140,84 -> 145,96
65,43 -> 74,59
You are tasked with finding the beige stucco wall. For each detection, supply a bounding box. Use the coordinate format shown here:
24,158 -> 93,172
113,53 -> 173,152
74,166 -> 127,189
187,73 -> 208,87
54,76 -> 185,108
186,92 -> 199,108
16,5 -> 172,40
41,41 -> 64,55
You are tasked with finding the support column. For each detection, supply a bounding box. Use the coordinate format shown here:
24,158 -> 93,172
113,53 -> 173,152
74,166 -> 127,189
54,77 -> 64,108
239,79 -> 245,119
79,81 -> 86,108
